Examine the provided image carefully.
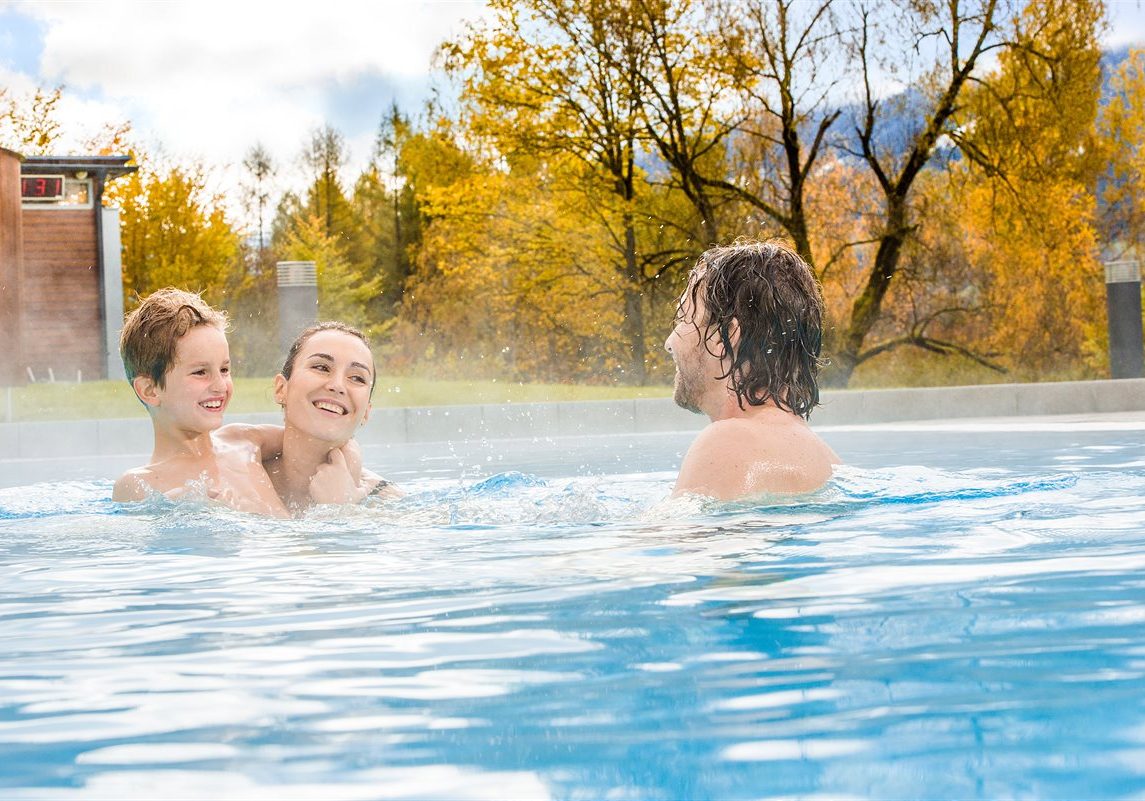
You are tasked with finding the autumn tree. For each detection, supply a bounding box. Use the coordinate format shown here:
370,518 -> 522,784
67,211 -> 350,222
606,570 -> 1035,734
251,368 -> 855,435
270,124 -> 383,331
347,106 -> 423,322
442,0 -> 699,383
106,154 -> 242,308
1098,48 -> 1145,261
279,212 -> 379,328
624,0 -> 1105,384
620,0 -> 739,246
637,0 -> 844,257
83,121 -> 134,157
242,142 -> 276,255
300,125 -> 354,241
943,0 -> 1106,374
0,85 -> 63,153
401,146 -> 678,382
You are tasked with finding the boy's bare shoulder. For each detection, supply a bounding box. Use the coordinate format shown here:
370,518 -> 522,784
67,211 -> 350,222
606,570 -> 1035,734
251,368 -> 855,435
113,467 -> 157,502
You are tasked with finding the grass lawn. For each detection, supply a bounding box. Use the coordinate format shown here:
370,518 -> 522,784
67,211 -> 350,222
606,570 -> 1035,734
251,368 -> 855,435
1,376 -> 674,422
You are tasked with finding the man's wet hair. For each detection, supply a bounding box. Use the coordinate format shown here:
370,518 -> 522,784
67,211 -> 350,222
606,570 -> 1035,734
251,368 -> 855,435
679,239 -> 825,419
120,288 -> 228,388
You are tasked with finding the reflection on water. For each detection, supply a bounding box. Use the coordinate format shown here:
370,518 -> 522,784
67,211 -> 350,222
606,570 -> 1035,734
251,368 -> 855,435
2,428 -> 1145,799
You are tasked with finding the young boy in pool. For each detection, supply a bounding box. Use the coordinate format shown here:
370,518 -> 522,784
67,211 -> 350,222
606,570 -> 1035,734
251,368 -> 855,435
112,289 -> 364,516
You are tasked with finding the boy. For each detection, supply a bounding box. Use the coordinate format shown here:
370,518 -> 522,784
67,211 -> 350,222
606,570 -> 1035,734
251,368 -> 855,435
112,288 -> 291,517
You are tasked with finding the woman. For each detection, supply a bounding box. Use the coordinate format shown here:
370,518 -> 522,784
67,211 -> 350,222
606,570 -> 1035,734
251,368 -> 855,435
264,321 -> 398,512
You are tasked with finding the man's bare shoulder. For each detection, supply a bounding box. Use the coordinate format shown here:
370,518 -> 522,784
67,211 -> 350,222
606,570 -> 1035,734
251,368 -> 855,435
674,416 -> 839,500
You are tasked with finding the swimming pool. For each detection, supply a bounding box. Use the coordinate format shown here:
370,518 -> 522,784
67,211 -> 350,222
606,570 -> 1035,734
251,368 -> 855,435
2,420 -> 1145,799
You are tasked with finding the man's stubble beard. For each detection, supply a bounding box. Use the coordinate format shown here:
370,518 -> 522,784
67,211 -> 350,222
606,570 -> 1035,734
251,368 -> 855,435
672,363 -> 704,415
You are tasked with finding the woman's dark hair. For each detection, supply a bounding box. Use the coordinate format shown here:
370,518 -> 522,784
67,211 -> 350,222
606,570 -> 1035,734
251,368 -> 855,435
281,321 -> 376,396
681,240 -> 825,419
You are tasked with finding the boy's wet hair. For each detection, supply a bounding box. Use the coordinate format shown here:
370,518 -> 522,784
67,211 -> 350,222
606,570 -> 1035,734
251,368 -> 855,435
281,321 -> 376,396
679,239 -> 825,419
120,288 -> 228,387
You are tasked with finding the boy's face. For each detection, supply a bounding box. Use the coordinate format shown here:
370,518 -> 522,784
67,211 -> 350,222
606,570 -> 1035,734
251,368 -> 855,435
148,325 -> 233,432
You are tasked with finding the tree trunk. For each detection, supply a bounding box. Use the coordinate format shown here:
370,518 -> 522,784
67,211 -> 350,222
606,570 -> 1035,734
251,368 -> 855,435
827,199 -> 909,386
622,219 -> 646,384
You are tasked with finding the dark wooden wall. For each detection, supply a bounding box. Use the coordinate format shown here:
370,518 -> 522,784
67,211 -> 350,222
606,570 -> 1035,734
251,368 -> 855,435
20,209 -> 103,379
0,150 -> 23,385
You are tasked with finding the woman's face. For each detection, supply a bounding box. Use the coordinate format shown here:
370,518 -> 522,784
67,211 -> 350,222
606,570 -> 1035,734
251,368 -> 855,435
273,329 -> 373,444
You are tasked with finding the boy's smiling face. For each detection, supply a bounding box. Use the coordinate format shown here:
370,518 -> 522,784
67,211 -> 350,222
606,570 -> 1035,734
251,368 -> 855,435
142,325 -> 233,433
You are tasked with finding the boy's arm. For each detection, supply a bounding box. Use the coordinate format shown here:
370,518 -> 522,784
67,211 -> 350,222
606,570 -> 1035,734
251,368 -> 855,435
222,423 -> 284,460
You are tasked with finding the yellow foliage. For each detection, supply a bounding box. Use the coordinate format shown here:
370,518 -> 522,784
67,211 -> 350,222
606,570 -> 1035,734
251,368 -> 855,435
960,172 -> 1103,372
397,152 -> 678,381
280,213 -> 381,329
0,86 -> 62,153
1098,48 -> 1145,259
108,160 -> 241,310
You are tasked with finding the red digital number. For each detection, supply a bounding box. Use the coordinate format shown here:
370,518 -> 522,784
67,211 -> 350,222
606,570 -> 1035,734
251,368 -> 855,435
21,176 -> 63,198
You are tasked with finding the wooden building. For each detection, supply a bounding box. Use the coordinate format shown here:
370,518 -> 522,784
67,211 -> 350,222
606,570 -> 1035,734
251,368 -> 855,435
0,149 -> 135,385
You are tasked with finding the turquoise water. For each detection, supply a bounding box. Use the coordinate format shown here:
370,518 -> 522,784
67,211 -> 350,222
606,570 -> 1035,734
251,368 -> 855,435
2,424 -> 1145,799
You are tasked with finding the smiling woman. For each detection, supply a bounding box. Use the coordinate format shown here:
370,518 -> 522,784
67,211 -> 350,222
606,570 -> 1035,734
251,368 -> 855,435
265,321 -> 396,512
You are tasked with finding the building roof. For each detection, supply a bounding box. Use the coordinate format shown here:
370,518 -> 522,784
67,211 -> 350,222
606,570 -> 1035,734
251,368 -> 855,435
20,155 -> 137,180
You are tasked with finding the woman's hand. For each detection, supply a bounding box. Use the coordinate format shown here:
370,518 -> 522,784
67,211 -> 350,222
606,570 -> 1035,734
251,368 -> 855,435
341,439 -> 364,484
309,446 -> 368,505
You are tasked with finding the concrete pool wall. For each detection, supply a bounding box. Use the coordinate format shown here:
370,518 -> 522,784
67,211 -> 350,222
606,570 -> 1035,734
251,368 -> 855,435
2,377 -> 1144,487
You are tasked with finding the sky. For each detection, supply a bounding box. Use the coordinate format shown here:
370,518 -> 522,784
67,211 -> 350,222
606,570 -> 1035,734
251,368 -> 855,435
0,0 -> 487,220
1,0 -> 1144,228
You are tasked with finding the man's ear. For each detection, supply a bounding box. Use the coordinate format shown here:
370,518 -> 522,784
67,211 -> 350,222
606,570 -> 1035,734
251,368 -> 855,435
133,376 -> 161,408
272,374 -> 287,408
714,318 -> 741,363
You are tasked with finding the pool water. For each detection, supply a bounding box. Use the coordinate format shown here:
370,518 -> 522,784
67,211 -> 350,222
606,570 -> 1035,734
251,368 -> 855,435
2,423 -> 1145,799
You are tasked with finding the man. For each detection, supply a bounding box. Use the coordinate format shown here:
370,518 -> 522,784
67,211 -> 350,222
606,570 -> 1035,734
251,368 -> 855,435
665,240 -> 840,499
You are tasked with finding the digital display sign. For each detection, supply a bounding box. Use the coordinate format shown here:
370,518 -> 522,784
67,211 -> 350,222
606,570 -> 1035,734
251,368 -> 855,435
21,175 -> 66,201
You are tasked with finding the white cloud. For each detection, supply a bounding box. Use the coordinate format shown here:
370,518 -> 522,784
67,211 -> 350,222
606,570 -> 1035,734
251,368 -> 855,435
1106,0 -> 1145,49
10,0 -> 486,216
